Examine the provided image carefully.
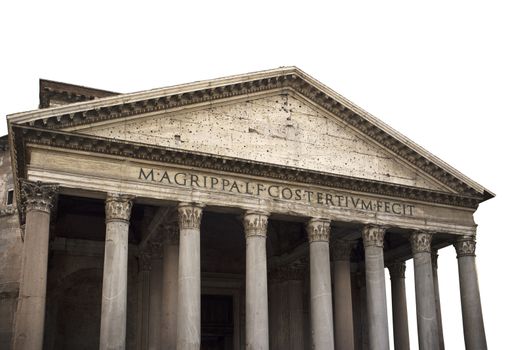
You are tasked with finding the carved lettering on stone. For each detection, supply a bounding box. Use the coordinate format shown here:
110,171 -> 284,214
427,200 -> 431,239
105,193 -> 133,222
177,203 -> 203,230
362,225 -> 386,248
243,211 -> 268,239
410,231 -> 433,254
454,235 -> 476,257
307,218 -> 331,243
21,180 -> 58,214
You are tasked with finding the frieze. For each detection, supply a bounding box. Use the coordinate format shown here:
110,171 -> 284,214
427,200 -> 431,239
11,125 -> 483,209
17,71 -> 480,198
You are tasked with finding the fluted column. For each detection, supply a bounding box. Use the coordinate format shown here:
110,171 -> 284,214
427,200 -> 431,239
100,193 -> 134,350
388,262 -> 410,350
410,231 -> 438,350
13,180 -> 58,350
362,225 -> 389,350
332,240 -> 355,350
454,235 -> 487,350
161,218 -> 179,349
307,218 -> 334,350
244,211 -> 269,350
176,203 -> 204,350
431,252 -> 445,350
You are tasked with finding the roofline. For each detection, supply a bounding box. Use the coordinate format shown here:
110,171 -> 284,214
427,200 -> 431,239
6,66 -> 495,200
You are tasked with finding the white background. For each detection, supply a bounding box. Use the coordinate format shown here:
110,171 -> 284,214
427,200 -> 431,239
1,1 -> 523,348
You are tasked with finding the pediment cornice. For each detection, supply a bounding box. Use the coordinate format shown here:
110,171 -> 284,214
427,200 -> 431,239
11,124 -> 482,209
7,67 -> 494,201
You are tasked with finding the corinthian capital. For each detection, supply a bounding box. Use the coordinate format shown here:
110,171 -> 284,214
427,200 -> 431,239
105,193 -> 134,222
454,235 -> 476,257
307,218 -> 330,243
410,231 -> 433,254
388,261 -> 406,279
21,180 -> 58,213
331,239 -> 355,261
243,211 -> 269,238
362,225 -> 386,248
177,203 -> 204,229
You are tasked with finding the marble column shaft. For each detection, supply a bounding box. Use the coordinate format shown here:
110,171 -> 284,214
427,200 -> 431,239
332,241 -> 355,350
161,219 -> 180,350
362,225 -> 390,350
307,218 -> 334,350
431,252 -> 445,350
13,181 -> 58,350
244,211 -> 270,350
100,193 -> 133,350
410,231 -> 439,350
454,236 -> 487,350
388,262 -> 410,350
176,203 -> 203,350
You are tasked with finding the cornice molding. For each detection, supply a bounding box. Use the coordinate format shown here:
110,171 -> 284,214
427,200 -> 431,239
8,68 -> 491,200
10,125 -> 482,209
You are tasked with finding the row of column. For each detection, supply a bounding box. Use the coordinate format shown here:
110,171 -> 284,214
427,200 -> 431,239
11,181 -> 488,350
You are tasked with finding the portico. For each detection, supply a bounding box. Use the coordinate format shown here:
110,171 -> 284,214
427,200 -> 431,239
5,67 -> 492,350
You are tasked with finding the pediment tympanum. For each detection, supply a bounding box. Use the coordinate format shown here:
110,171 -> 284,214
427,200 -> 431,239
76,94 -> 448,192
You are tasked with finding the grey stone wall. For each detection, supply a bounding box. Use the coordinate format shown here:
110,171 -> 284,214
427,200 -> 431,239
0,147 -> 23,348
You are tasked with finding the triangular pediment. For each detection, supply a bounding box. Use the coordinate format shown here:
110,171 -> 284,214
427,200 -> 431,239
7,67 -> 493,201
76,93 -> 450,192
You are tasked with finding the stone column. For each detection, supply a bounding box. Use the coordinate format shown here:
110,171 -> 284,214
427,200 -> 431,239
161,218 -> 179,349
388,262 -> 410,350
332,240 -> 355,350
286,262 -> 306,350
12,180 -> 58,350
268,273 -> 280,350
100,193 -> 133,350
243,211 -> 269,350
307,218 -> 334,350
137,249 -> 152,350
176,203 -> 204,350
362,225 -> 389,350
431,252 -> 445,350
410,231 -> 438,350
148,241 -> 163,350
454,235 -> 487,350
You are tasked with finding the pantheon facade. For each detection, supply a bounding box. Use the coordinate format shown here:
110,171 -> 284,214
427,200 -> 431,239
0,68 -> 492,350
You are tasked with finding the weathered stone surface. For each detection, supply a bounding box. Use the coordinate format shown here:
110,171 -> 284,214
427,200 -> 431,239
84,94 -> 447,191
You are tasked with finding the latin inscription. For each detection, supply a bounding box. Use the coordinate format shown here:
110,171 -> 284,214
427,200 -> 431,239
139,168 -> 415,216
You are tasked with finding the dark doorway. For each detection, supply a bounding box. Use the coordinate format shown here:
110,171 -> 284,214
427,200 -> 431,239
201,294 -> 234,350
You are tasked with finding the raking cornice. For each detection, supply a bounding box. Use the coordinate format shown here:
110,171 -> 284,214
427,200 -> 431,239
7,67 -> 494,201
